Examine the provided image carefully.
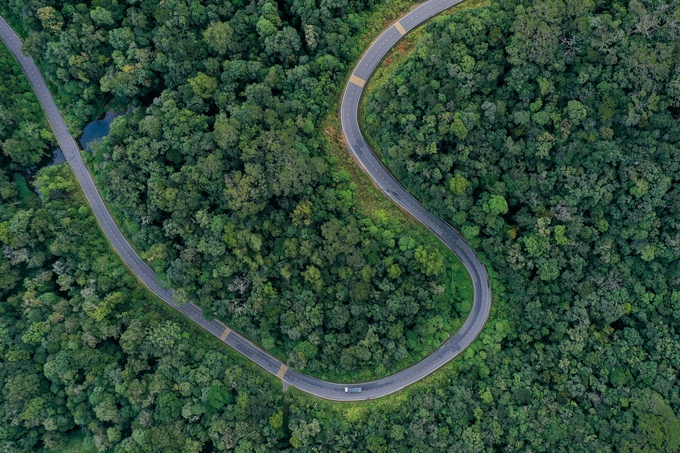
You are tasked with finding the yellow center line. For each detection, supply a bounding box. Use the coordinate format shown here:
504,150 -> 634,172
349,75 -> 366,88
220,327 -> 231,340
276,364 -> 289,378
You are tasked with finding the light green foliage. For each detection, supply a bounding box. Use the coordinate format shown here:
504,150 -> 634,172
291,200 -> 314,227
302,265 -> 322,290
566,100 -> 587,126
622,391 -> 680,453
36,6 -> 63,32
203,21 -> 234,55
462,224 -> 480,240
449,173 -> 470,195
553,224 -> 567,245
483,194 -> 508,216
269,410 -> 284,429
188,72 -> 218,99
450,112 -> 469,139
90,7 -> 115,27
21,321 -> 50,344
414,245 -> 445,276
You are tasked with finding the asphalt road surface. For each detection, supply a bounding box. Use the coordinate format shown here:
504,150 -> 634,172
1,0 -> 491,401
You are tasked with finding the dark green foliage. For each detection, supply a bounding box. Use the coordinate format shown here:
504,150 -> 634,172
0,165 -> 285,452
346,0 -> 680,450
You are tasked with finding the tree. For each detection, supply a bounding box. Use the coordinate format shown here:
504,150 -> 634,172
188,72 -> 218,99
622,391 -> 680,453
449,173 -> 470,195
203,21 -> 234,55
484,195 -> 508,216
36,6 -> 63,32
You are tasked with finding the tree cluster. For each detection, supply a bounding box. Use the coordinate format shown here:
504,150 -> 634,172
0,165 -> 285,452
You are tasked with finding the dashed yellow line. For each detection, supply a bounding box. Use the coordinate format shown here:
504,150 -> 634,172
276,364 -> 289,378
349,75 -> 366,88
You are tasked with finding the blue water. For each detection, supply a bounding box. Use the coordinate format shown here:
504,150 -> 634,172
33,109 -> 127,195
79,109 -> 127,152
44,109 -> 127,169
52,146 -> 66,165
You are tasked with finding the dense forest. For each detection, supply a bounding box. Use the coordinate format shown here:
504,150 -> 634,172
359,0 -> 680,450
2,0 -> 472,379
2,0 -> 680,451
1,166 -> 285,452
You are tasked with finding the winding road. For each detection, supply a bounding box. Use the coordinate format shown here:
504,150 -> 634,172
0,0 -> 491,401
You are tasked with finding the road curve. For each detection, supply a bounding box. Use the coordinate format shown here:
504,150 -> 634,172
1,0 -> 491,402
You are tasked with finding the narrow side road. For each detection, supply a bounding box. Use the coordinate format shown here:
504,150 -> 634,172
1,0 -> 491,402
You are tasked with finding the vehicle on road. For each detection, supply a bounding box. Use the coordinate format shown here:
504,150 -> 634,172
345,387 -> 363,393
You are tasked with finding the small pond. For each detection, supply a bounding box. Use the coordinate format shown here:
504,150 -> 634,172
45,109 -> 128,169
33,108 -> 129,195
79,109 -> 128,152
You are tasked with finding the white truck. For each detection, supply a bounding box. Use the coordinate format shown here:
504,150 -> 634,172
344,387 -> 362,393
